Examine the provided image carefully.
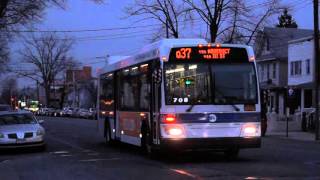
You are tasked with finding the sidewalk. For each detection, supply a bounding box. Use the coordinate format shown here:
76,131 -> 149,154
267,131 -> 319,142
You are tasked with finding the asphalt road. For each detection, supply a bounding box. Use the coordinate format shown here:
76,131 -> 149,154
1,117 -> 320,180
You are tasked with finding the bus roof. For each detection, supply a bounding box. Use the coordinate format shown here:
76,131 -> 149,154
99,38 -> 254,75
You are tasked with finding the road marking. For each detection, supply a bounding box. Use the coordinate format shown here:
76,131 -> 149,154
47,135 -> 86,151
170,169 -> 199,179
79,158 -> 121,162
51,151 -> 69,154
0,160 -> 10,164
60,154 -> 72,157
245,177 -> 259,180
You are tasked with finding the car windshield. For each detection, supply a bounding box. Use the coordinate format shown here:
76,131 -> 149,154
0,114 -> 38,125
164,63 -> 257,105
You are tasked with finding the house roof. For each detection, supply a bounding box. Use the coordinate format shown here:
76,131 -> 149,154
255,27 -> 313,61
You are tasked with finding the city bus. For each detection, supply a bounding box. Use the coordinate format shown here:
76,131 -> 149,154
97,39 -> 261,157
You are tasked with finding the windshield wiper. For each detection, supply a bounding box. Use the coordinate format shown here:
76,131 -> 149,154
186,104 -> 195,112
215,90 -> 240,112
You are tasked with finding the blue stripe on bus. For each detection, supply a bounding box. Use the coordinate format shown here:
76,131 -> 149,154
175,112 -> 260,123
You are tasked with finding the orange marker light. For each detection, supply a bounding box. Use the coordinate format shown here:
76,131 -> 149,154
198,44 -> 203,48
162,56 -> 168,62
249,56 -> 255,62
216,43 -> 221,48
109,111 -> 114,115
207,43 -> 212,47
140,113 -> 145,117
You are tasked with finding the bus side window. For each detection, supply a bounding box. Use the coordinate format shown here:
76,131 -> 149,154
140,69 -> 150,111
99,74 -> 114,113
119,65 -> 150,112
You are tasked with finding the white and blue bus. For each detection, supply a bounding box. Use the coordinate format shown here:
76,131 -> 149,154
97,39 -> 261,157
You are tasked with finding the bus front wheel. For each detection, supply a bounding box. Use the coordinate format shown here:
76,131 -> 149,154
224,148 -> 239,160
141,124 -> 158,158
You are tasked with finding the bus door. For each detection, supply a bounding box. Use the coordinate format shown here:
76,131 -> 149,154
151,60 -> 162,144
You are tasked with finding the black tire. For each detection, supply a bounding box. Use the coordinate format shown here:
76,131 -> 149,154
141,123 -> 158,158
224,148 -> 239,160
105,121 -> 114,145
38,144 -> 47,152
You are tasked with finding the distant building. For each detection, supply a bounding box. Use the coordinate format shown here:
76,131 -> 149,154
254,27 -> 313,116
65,66 -> 97,108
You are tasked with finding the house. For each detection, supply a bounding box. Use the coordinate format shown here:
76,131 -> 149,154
254,27 -> 313,116
288,36 -> 315,115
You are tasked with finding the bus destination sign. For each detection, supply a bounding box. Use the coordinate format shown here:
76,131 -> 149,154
169,46 -> 248,62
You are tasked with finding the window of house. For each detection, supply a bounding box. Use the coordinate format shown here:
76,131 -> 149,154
261,65 -> 265,81
267,64 -> 270,79
306,59 -> 310,75
291,61 -> 302,76
266,37 -> 270,51
272,63 -> 276,79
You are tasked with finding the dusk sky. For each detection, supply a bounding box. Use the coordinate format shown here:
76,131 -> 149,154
9,0 -> 314,87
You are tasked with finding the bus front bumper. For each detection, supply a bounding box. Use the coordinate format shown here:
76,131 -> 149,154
160,137 -> 261,150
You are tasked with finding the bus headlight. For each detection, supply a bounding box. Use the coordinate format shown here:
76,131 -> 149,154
168,128 -> 183,136
241,124 -> 260,137
162,125 -> 186,138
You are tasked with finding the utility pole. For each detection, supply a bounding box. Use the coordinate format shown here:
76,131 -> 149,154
314,0 -> 320,140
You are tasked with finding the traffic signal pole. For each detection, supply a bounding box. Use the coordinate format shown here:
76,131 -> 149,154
313,0 -> 320,140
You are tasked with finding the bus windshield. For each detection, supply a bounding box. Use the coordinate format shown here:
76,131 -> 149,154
164,63 -> 257,105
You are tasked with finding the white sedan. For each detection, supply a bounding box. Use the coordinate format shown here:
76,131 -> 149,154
0,111 -> 46,149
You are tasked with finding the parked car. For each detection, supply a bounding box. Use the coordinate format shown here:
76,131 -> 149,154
0,104 -> 12,111
0,110 -> 46,150
78,109 -> 93,119
44,108 -> 55,116
61,107 -> 74,117
72,108 -> 81,118
89,108 -> 97,119
37,108 -> 47,116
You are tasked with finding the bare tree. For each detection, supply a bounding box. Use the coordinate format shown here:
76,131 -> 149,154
18,33 -> 76,107
0,77 -> 18,105
126,0 -> 186,39
184,0 -> 228,43
184,0 -> 280,44
0,0 -> 102,74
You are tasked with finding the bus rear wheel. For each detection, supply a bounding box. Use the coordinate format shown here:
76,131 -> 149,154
105,121 -> 114,145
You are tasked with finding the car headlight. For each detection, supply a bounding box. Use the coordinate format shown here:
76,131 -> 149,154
0,133 -> 4,138
36,129 -> 45,136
